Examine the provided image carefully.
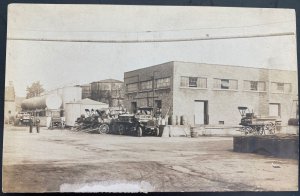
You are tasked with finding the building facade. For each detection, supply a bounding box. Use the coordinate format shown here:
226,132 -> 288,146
80,84 -> 92,99
124,61 -> 298,126
4,81 -> 16,123
90,79 -> 124,107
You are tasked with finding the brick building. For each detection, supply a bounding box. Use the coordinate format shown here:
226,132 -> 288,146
124,61 -> 298,126
80,84 -> 92,99
90,79 -> 124,107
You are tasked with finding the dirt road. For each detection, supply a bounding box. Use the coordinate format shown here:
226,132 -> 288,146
2,125 -> 298,192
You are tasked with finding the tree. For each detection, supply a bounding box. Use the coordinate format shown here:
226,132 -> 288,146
26,81 -> 45,98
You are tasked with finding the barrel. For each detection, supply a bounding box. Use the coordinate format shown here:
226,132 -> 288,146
190,127 -> 198,138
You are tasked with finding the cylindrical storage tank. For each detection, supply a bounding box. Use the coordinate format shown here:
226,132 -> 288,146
46,94 -> 63,110
21,94 -> 62,110
61,86 -> 82,108
21,96 -> 47,110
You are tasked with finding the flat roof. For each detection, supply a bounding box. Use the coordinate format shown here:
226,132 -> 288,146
125,61 -> 297,74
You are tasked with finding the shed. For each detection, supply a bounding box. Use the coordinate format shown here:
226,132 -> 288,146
65,98 -> 109,126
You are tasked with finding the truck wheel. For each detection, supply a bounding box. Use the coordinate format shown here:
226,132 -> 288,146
137,126 -> 143,137
99,124 -> 109,134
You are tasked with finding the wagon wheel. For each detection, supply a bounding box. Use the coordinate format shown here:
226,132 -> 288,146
243,126 -> 253,135
265,122 -> 275,135
118,124 -> 125,135
98,124 -> 109,134
254,126 -> 264,135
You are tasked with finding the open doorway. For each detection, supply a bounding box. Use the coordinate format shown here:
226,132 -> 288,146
131,102 -> 137,114
194,100 -> 209,125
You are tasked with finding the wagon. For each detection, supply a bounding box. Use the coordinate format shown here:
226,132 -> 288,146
238,107 -> 281,135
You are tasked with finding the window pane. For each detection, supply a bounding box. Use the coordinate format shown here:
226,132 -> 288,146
180,77 -> 188,87
127,83 -> 138,92
230,80 -> 238,90
198,78 -> 207,88
141,81 -> 152,90
250,81 -> 258,91
258,82 -> 266,91
189,77 -> 198,87
221,79 -> 229,89
277,83 -> 284,92
284,83 -> 292,93
214,79 -> 221,88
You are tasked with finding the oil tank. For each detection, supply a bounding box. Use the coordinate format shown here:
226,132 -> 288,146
61,86 -> 82,109
21,94 -> 62,110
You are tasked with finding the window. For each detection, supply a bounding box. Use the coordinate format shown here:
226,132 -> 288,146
214,79 -> 238,90
250,81 -> 258,91
140,80 -> 152,90
244,81 -> 266,91
189,77 -> 198,87
277,83 -> 284,91
127,83 -> 138,92
181,77 -> 207,88
271,82 -> 292,93
156,77 -> 170,88
221,79 -> 229,89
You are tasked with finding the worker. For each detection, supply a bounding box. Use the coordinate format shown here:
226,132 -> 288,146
29,116 -> 33,133
36,118 -> 40,133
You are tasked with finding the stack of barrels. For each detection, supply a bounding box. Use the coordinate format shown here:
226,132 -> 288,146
190,127 -> 198,138
168,115 -> 188,125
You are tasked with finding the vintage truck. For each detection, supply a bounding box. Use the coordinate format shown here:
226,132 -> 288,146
112,107 -> 160,137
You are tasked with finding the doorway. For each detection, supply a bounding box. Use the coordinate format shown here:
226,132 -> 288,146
194,100 -> 208,125
131,102 -> 137,114
269,103 -> 280,117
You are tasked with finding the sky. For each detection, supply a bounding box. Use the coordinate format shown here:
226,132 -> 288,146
5,4 -> 297,97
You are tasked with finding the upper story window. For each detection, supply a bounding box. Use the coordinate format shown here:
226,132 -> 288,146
244,80 -> 266,91
180,76 -> 207,88
126,83 -> 138,92
271,82 -> 292,93
140,80 -> 153,90
213,78 -> 238,90
156,77 -> 170,88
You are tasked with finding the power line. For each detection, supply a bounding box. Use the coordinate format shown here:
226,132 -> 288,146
10,20 -> 295,34
7,32 -> 295,43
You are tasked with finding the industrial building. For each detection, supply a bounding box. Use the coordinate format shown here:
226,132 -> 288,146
90,79 -> 124,107
124,61 -> 298,126
79,84 -> 92,99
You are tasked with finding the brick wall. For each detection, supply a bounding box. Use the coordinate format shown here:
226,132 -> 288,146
124,62 -> 174,116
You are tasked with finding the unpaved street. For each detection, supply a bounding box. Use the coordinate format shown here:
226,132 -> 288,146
2,125 -> 298,192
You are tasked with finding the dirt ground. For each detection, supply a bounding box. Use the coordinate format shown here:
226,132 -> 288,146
2,125 -> 298,192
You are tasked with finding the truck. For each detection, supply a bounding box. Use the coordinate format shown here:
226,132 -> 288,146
14,112 -> 31,126
112,107 -> 160,137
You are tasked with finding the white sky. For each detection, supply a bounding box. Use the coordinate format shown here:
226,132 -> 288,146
5,4 -> 297,97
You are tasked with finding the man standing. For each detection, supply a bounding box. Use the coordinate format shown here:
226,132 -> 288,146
36,118 -> 40,133
29,116 -> 33,133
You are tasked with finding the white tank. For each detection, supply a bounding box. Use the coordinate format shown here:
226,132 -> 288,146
46,94 -> 63,110
62,86 -> 82,107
